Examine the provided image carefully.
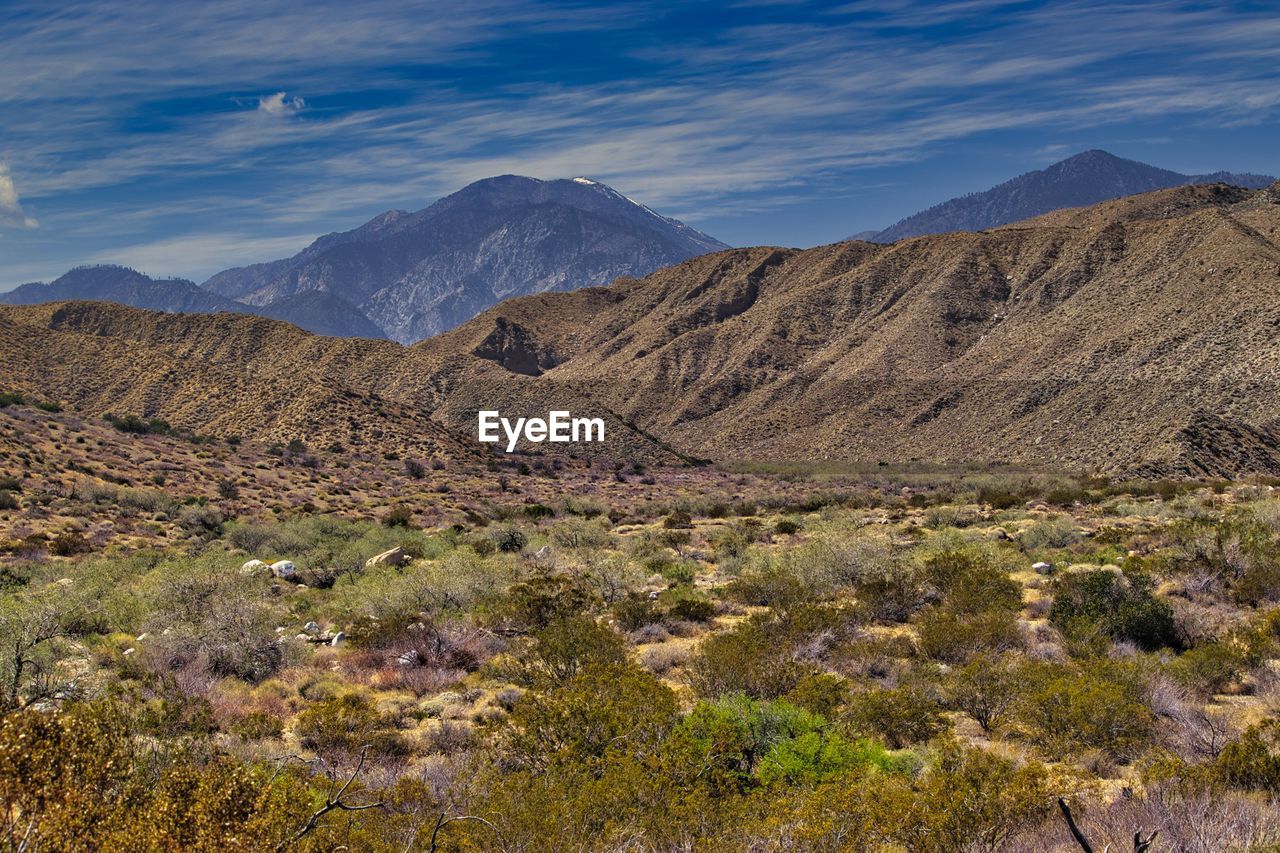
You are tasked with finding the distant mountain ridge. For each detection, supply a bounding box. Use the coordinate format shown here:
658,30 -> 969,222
7,181 -> 1280,477
203,175 -> 729,343
0,265 -> 387,339
869,150 -> 1275,242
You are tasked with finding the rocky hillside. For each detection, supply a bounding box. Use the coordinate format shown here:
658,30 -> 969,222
426,181 -> 1280,476
872,150 -> 1275,242
4,181 -> 1280,476
203,175 -> 728,343
1,265 -> 387,339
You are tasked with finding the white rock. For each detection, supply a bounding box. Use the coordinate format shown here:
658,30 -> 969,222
303,621 -> 321,635
270,560 -> 297,579
1032,561 -> 1052,574
364,547 -> 406,569
240,559 -> 268,575
122,648 -> 135,656
135,633 -> 150,642
330,632 -> 346,647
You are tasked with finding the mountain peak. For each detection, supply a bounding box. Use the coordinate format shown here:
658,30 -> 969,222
871,151 -> 1276,242
203,174 -> 728,343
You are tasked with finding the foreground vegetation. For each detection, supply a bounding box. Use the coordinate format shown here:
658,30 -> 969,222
4,447 -> 1280,849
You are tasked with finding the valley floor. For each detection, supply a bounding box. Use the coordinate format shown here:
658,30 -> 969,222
2,395 -> 1280,850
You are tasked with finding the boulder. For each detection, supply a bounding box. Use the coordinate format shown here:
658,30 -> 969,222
303,621 -> 320,635
330,632 -> 346,647
270,560 -> 297,579
364,547 -> 406,569
240,559 -> 268,576
1032,561 -> 1053,575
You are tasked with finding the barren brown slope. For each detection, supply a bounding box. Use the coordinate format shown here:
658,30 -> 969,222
424,182 -> 1280,475
0,302 -> 688,465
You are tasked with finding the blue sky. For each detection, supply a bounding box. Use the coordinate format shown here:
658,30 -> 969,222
2,0 -> 1278,289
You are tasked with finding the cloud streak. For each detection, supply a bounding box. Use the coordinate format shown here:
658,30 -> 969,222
0,0 -> 1277,282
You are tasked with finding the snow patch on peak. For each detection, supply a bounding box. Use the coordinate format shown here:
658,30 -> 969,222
572,177 -> 597,185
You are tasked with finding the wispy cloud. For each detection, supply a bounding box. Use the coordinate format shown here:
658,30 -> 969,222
0,166 -> 38,229
0,0 -> 1277,281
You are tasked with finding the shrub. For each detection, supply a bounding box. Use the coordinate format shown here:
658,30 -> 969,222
668,595 -> 716,623
688,616 -> 809,700
49,530 -> 91,556
785,672 -> 850,717
176,504 -> 223,538
1050,569 -> 1178,651
663,510 -> 693,529
613,594 -> 661,632
382,506 -> 413,528
295,693 -> 408,757
517,617 -> 628,686
492,527 -> 527,553
847,686 -> 946,748
1169,641 -> 1249,697
504,662 -> 679,771
917,606 -> 1022,664
500,574 -> 596,631
1020,515 -> 1083,551
1216,718 -> 1280,792
941,653 -> 1022,733
774,518 -> 802,535
1017,665 -> 1155,759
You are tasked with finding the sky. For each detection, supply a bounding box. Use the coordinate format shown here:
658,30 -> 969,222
1,0 -> 1279,289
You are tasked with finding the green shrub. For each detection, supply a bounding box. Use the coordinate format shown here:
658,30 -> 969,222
1016,665 -> 1154,759
774,518 -> 802,535
613,594 -> 661,632
1216,718 -> 1280,792
668,595 -> 716,623
518,617 -> 628,686
1020,516 -> 1083,551
1050,569 -> 1178,651
941,654 -> 1021,733
500,574 -> 596,631
295,694 -> 408,757
1168,641 -> 1249,697
493,527 -> 527,553
846,686 -> 946,748
688,616 -> 809,700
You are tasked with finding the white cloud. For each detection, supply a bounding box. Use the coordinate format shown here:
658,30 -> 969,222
257,91 -> 305,115
0,165 -> 38,229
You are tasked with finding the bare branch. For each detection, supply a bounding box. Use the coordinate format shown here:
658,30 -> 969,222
276,746 -> 384,851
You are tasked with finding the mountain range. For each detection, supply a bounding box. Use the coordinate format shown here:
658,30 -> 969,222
867,149 -> 1275,242
4,179 -> 1280,476
203,175 -> 728,343
5,152 -> 1271,346
0,266 -> 388,339
2,177 -> 726,343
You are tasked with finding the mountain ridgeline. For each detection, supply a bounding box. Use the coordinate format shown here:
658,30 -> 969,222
4,180 -> 1280,477
0,266 -> 388,340
203,175 -> 728,343
869,149 -> 1275,241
